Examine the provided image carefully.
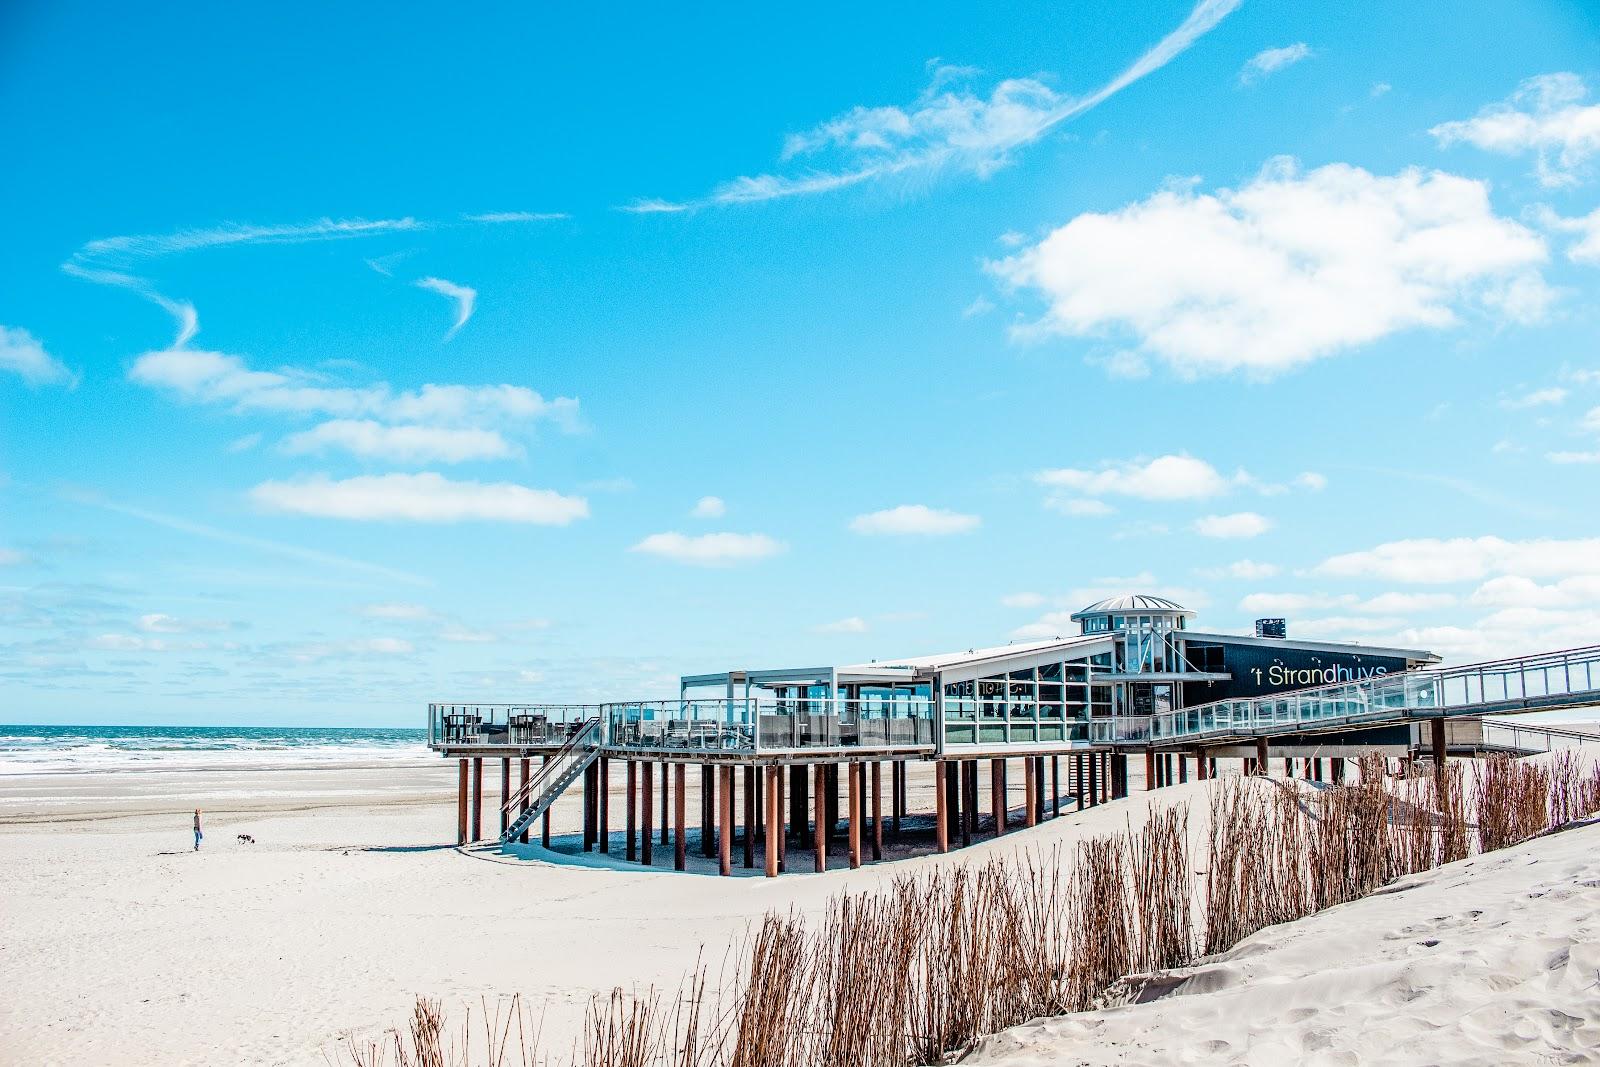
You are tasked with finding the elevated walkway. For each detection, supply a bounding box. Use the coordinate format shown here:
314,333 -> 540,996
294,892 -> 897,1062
1147,644 -> 1600,747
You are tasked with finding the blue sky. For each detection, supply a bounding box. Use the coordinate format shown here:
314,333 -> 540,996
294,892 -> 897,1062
3,0 -> 1599,726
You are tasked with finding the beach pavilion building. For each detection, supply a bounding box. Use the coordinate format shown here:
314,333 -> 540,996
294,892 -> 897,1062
429,594 -> 1600,877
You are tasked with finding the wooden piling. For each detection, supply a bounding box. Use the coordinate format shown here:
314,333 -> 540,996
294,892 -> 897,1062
471,757 -> 483,843
660,763 -> 670,847
456,759 -> 468,845
1024,757 -> 1037,827
518,757 -> 530,844
743,765 -> 756,870
991,758 -> 1006,836
1051,755 -> 1061,817
934,760 -> 949,853
813,763 -> 827,871
641,761 -> 654,866
673,763 -> 687,872
701,765 -> 715,858
1255,737 -> 1269,776
626,760 -> 637,861
540,755 -> 552,847
765,766 -> 780,878
777,764 -> 787,872
847,762 -> 862,870
719,765 -> 733,877
499,758 -> 511,837
891,761 -> 903,836
870,761 -> 883,861
598,756 -> 610,854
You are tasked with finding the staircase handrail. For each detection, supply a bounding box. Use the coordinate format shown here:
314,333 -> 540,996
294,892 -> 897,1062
500,716 -> 600,819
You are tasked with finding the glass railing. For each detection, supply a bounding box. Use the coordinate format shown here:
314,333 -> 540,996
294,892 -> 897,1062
605,697 -> 936,753
427,703 -> 601,748
1146,644 -> 1600,743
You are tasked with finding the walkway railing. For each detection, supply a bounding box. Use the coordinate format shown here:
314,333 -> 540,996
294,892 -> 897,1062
1482,717 -> 1600,754
604,697 -> 936,753
428,703 -> 600,747
1148,644 -> 1600,744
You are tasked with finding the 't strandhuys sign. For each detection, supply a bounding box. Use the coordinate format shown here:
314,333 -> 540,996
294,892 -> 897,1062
1251,663 -> 1389,687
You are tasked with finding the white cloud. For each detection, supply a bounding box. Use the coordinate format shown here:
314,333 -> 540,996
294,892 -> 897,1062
816,616 -> 869,634
629,532 -> 786,566
1037,454 -> 1229,500
1535,205 -> 1600,264
1501,386 -> 1567,409
137,613 -> 230,634
1431,73 -> 1600,187
627,0 -> 1242,209
1238,43 -> 1313,87
1470,574 -> 1600,610
414,277 -> 477,340
462,211 -> 568,223
849,504 -> 981,535
1357,592 -> 1457,614
962,296 -> 996,318
1001,592 -> 1047,608
226,432 -> 263,453
1044,497 -> 1117,517
284,636 -> 415,662
0,326 -> 76,386
1547,450 -> 1600,464
691,495 -> 727,519
280,419 -> 516,463
991,158 -> 1551,377
129,349 -> 578,428
1294,471 -> 1328,491
75,216 -> 421,263
1193,511 -> 1271,538
250,473 -> 588,524
0,548 -> 26,566
1316,536 -> 1600,583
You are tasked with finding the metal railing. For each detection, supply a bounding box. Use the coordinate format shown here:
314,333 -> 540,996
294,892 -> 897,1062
428,703 -> 601,747
1481,717 -> 1600,754
1147,644 -> 1600,744
604,697 -> 936,753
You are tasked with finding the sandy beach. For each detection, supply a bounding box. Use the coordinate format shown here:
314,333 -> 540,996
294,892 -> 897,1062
2,753 -> 1597,1065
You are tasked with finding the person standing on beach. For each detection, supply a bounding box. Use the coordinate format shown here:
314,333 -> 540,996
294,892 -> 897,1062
193,809 -> 203,852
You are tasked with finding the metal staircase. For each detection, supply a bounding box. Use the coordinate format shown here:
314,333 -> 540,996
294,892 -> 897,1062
501,716 -> 602,844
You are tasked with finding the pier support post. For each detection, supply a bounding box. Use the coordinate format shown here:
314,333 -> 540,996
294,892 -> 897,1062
943,761 -> 960,842
827,765 -> 840,840
934,760 -> 949,854
813,764 -> 828,871
1145,750 -> 1156,791
701,765 -> 715,858
626,760 -> 637,861
471,757 -> 483,843
1178,754 -> 1188,785
660,763 -> 670,847
991,758 -> 1006,836
1255,737 -> 1269,776
765,766 -> 780,878
848,762 -> 862,870
777,764 -> 786,872
720,765 -> 733,877
891,761 -> 903,836
871,761 -> 883,861
1431,717 -> 1448,794
540,755 -> 552,847
456,759 -> 468,845
1052,756 -> 1061,817
583,761 -> 598,851
1074,754 -> 1085,810
500,758 -> 511,838
674,763 -> 687,872
1024,757 -> 1038,828
599,757 -> 610,854
641,762 -> 654,866
1194,748 -> 1207,781
743,765 -> 757,870
1088,754 -> 1100,807
960,761 -> 974,846
1331,756 -> 1345,783
518,757 -> 530,844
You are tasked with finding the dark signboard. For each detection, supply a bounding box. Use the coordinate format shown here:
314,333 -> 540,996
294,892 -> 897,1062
1181,640 -> 1411,705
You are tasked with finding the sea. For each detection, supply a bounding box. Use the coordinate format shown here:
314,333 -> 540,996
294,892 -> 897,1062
0,724 -> 432,776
